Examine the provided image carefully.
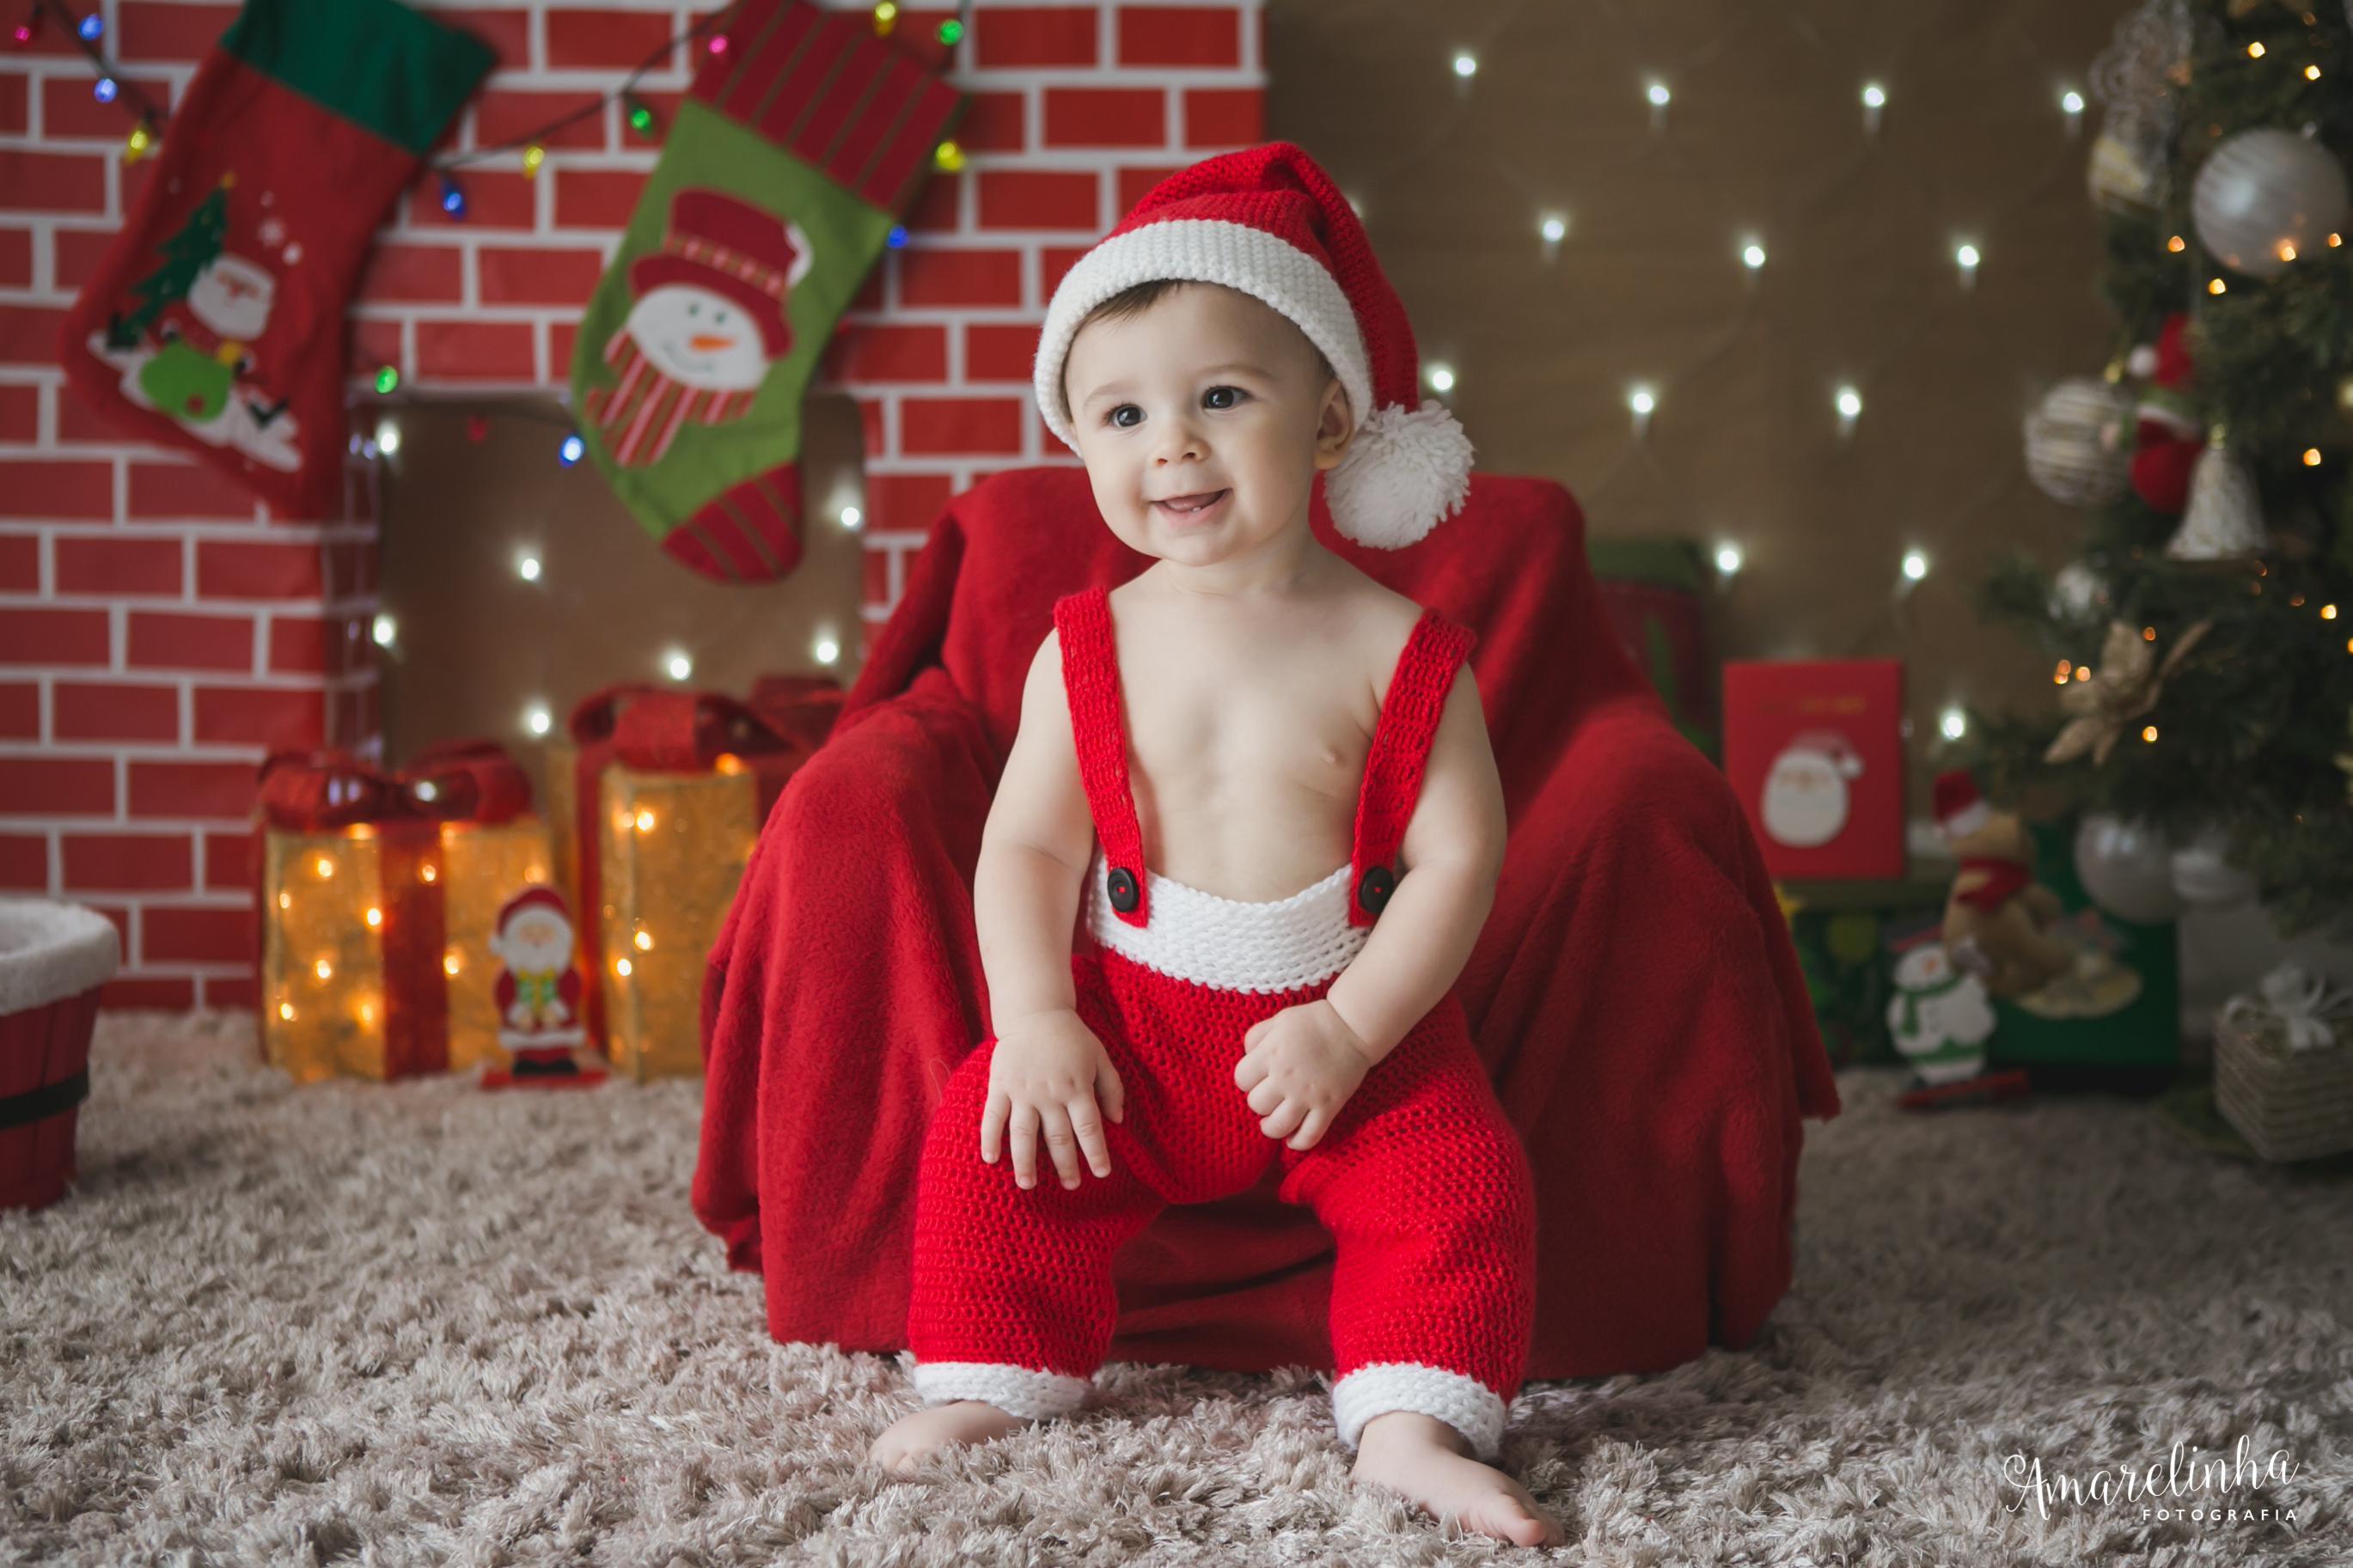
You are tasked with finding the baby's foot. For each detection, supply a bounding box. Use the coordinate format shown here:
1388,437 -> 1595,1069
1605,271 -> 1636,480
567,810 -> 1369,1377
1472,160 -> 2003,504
870,1400 -> 1033,1473
1352,1411 -> 1563,1547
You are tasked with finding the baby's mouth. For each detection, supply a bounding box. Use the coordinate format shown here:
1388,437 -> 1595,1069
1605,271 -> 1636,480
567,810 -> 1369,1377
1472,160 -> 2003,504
1151,489 -> 1229,518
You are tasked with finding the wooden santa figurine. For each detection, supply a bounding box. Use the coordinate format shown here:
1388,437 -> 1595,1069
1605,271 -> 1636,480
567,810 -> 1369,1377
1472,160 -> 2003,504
480,885 -> 605,1089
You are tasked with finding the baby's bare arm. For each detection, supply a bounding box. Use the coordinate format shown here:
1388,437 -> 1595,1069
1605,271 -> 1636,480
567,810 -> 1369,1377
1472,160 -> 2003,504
975,629 -> 1096,1024
1323,663 -> 1506,1062
975,631 -> 1127,1188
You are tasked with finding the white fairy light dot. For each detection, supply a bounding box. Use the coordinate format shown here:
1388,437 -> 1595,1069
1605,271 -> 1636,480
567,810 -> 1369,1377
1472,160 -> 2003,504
1453,52 -> 1476,78
524,703 -> 552,736
1539,215 -> 1567,242
373,418 -> 400,456
815,636 -> 840,665
1903,550 -> 1930,581
1940,707 -> 1967,741
1646,82 -> 1671,107
1742,243 -> 1767,269
1955,243 -> 1980,268
1715,544 -> 1744,575
371,613 -> 395,646
1628,387 -> 1655,415
517,553 -> 541,581
2061,90 -> 2084,114
839,505 -> 862,529
1862,82 -> 1886,108
1836,387 -> 1863,419
665,652 -> 692,681
1427,364 -> 1456,393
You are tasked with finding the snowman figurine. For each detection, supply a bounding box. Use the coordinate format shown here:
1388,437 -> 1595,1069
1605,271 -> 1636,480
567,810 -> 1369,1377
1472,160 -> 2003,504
581,186 -> 813,467
1760,729 -> 1865,848
1886,943 -> 1998,1086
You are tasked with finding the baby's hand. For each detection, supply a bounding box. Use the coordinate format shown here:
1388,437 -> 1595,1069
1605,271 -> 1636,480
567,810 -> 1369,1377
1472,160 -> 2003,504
981,1008 -> 1127,1191
1233,1000 -> 1372,1151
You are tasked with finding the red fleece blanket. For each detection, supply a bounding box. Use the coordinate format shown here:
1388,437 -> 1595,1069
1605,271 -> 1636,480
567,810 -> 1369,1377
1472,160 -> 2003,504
693,467 -> 1842,1378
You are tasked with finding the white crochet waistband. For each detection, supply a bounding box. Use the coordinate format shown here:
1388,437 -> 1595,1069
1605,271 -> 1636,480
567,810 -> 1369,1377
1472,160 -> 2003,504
1085,848 -> 1370,993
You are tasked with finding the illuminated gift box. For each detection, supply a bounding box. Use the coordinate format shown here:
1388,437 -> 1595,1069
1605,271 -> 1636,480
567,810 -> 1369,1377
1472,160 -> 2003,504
547,680 -> 839,1081
254,742 -> 559,1083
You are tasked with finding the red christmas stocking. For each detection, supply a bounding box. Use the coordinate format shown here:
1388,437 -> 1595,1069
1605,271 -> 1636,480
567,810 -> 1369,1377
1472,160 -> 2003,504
57,0 -> 491,520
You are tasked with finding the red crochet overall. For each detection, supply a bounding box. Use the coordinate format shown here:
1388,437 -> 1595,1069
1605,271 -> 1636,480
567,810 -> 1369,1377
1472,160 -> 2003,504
906,586 -> 1537,1459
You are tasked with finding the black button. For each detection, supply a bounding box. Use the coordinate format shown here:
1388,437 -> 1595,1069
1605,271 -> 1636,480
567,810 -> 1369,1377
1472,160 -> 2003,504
1357,864 -> 1395,913
1107,866 -> 1140,912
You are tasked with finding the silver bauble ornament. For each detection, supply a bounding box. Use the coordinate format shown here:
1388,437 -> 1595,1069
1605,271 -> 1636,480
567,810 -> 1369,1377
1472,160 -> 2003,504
2168,826 -> 2258,910
2049,561 -> 2110,625
2165,431 -> 2270,559
2191,128 -> 2350,279
2075,814 -> 2187,924
2024,378 -> 2133,507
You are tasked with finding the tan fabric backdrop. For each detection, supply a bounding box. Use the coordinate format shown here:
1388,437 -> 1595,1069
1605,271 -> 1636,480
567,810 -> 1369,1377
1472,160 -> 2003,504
1267,0 -> 2127,808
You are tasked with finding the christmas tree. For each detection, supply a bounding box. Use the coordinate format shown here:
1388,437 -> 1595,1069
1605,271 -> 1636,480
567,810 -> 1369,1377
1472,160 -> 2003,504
107,179 -> 227,350
1978,0 -> 2353,939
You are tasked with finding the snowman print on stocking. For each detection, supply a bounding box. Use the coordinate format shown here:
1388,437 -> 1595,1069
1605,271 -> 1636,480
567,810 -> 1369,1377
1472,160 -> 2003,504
581,187 -> 813,467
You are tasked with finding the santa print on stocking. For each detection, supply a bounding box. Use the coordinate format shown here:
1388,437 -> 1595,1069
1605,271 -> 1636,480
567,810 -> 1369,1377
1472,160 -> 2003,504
54,0 -> 492,519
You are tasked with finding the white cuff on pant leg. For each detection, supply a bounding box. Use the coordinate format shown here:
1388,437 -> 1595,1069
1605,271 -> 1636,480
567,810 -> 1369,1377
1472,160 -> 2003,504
909,1361 -> 1091,1421
1331,1362 -> 1509,1461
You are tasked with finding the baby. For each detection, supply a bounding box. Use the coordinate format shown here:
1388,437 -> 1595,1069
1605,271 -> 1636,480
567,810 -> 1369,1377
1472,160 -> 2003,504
868,143 -> 1558,1548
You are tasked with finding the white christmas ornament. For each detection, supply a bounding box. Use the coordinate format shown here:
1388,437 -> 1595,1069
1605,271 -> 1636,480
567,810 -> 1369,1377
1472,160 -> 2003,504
2168,825 -> 2258,910
2074,813 -> 2186,924
1886,944 -> 1997,1085
2023,377 -> 2133,507
2165,432 -> 2270,559
1759,730 -> 1862,848
2049,561 -> 2109,625
2191,127 -> 2350,279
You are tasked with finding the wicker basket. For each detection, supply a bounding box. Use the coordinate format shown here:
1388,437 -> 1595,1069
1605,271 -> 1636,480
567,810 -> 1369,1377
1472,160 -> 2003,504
2213,1005 -> 2353,1163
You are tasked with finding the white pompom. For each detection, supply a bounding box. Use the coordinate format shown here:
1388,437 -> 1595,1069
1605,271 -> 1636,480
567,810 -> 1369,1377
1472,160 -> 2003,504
1325,399 -> 1475,548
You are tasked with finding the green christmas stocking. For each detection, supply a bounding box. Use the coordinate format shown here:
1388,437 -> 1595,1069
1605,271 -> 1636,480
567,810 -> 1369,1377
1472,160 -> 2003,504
572,0 -> 960,583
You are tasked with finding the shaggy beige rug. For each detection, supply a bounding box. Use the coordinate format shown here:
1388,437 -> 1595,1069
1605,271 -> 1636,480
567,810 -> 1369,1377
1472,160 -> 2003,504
3,1011 -> 2348,1566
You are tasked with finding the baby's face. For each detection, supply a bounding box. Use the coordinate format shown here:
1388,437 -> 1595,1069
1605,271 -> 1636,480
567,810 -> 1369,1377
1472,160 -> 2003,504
1062,282 -> 1353,570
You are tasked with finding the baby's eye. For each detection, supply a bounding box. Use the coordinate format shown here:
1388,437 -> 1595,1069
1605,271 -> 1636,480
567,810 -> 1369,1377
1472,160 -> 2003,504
1108,404 -> 1144,429
1202,386 -> 1245,411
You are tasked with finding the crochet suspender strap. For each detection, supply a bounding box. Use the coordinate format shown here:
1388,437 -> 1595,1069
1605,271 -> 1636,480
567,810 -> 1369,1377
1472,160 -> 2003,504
1053,587 -> 1150,927
1348,609 -> 1478,927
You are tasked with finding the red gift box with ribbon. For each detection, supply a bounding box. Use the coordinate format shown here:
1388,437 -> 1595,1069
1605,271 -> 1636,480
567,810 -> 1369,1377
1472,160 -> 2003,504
252,739 -> 560,1082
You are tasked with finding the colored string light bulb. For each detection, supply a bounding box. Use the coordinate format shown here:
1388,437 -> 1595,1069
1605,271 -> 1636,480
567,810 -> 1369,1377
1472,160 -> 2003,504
873,0 -> 898,34
78,12 -> 101,40
522,143 -> 546,178
886,224 -> 908,247
559,433 -> 584,465
934,139 -> 964,172
938,18 -> 964,45
124,121 -> 153,162
93,76 -> 117,103
628,95 -> 656,137
438,171 -> 467,218
375,365 -> 400,394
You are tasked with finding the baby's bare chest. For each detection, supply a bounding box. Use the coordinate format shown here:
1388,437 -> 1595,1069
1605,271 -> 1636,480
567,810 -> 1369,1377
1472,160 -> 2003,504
1117,654 -> 1382,805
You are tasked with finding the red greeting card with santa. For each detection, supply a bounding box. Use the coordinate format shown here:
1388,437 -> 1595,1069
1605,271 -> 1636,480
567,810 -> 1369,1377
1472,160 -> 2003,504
1720,660 -> 1907,881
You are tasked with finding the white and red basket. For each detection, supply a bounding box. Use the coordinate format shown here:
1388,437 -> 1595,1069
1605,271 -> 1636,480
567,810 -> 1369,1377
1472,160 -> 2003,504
0,898 -> 119,1211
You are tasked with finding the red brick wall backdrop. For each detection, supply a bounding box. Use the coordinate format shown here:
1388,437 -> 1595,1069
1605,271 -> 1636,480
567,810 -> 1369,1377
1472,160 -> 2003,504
0,0 -> 1263,1010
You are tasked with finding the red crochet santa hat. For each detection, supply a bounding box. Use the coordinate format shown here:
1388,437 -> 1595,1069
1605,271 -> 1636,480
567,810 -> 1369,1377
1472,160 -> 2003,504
1932,768 -> 1993,839
1032,142 -> 1474,549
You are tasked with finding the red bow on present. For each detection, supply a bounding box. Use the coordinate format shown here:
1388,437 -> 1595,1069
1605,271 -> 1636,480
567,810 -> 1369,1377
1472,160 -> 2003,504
563,681 -> 841,1052
251,739 -> 537,1077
